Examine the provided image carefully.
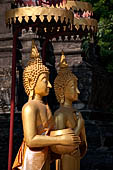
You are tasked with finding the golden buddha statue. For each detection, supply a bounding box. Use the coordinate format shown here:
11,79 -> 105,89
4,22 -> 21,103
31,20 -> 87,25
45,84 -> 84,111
53,51 -> 87,170
12,41 -> 81,170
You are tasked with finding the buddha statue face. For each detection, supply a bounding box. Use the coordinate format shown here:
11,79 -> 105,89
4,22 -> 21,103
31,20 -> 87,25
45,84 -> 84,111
54,70 -> 80,104
23,40 -> 50,100
34,73 -> 52,97
64,79 -> 80,102
54,50 -> 80,104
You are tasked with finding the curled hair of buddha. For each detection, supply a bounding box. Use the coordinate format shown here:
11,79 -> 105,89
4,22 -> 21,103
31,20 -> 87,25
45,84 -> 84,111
23,40 -> 49,100
54,50 -> 78,104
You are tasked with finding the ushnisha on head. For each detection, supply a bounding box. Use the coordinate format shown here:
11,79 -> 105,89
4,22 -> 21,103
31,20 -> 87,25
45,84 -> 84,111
54,50 -> 80,104
23,40 -> 49,100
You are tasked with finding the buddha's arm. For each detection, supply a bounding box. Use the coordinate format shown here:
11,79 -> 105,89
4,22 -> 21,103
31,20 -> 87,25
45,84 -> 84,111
22,104 -> 62,148
71,113 -> 87,157
74,112 -> 87,157
79,125 -> 87,158
74,112 -> 84,136
22,104 -> 76,148
54,113 -> 65,130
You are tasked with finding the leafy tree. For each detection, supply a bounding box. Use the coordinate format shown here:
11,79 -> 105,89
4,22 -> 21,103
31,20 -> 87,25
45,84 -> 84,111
81,0 -> 113,72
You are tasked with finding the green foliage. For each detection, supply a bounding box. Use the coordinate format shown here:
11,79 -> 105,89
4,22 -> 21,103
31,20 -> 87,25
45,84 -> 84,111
81,0 -> 113,72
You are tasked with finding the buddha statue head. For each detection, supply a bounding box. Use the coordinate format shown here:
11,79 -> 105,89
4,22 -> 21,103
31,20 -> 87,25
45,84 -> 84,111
54,51 -> 80,104
23,40 -> 51,100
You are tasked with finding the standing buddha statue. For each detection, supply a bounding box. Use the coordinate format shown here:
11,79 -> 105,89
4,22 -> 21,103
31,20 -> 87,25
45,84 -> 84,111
12,41 -> 80,170
54,51 -> 87,170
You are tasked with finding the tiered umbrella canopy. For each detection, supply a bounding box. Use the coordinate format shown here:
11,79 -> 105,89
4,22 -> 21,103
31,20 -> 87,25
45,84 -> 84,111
6,0 -> 97,38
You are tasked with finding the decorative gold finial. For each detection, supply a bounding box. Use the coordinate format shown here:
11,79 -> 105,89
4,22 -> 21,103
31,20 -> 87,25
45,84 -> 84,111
30,40 -> 40,59
59,50 -> 68,68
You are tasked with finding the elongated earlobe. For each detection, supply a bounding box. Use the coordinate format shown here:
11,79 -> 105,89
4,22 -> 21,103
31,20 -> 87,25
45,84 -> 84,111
29,89 -> 34,100
28,79 -> 34,100
60,95 -> 65,104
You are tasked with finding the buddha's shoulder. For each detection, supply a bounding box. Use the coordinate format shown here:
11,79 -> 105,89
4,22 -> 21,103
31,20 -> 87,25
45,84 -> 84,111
22,100 -> 41,114
54,107 -> 65,117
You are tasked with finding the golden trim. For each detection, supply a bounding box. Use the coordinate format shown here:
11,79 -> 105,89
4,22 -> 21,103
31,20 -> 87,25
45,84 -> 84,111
5,5 -> 97,33
74,18 -> 98,32
66,1 -> 93,12
5,6 -> 74,25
